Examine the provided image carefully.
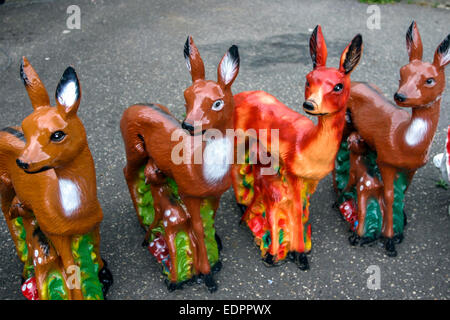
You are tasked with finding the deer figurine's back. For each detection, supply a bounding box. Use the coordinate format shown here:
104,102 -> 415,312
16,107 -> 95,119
334,22 -> 450,256
120,37 -> 239,292
0,58 -> 112,299
232,26 -> 363,269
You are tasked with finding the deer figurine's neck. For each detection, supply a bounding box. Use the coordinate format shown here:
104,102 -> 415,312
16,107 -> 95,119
53,145 -> 97,217
291,109 -> 346,180
402,97 -> 441,152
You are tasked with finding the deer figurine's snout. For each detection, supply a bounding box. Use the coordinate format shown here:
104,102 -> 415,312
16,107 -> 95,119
16,158 -> 29,170
394,92 -> 407,102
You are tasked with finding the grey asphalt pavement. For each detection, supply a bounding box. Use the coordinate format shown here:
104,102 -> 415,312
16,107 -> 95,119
0,0 -> 449,300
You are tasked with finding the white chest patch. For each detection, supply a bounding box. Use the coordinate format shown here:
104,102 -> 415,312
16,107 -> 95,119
203,137 -> 232,184
59,179 -> 81,216
405,118 -> 428,146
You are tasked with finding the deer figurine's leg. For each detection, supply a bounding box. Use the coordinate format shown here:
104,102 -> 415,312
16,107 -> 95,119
182,196 -> 217,292
286,176 -> 308,270
48,234 -> 83,300
378,165 -> 397,257
164,230 -> 179,291
356,190 -> 368,238
122,133 -> 148,226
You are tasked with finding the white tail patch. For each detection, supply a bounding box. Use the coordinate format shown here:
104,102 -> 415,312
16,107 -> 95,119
405,118 -> 428,146
203,137 -> 232,184
59,179 -> 81,215
220,52 -> 238,85
57,80 -> 78,107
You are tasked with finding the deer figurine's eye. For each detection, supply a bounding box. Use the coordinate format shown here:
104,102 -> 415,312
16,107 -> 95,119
212,99 -> 224,111
425,78 -> 435,86
333,83 -> 344,92
305,80 -> 310,87
50,131 -> 66,142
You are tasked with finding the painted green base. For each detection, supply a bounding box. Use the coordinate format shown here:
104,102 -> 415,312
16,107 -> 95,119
12,216 -> 103,300
335,141 -> 407,240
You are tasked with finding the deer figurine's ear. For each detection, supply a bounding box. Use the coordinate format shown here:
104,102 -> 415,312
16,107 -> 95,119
217,45 -> 240,88
339,34 -> 363,75
20,57 -> 51,110
309,25 -> 327,69
433,34 -> 450,69
406,21 -> 423,62
55,66 -> 81,117
184,36 -> 205,82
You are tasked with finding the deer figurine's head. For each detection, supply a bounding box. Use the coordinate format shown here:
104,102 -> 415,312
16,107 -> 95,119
182,36 -> 239,135
394,21 -> 449,107
16,57 -> 87,174
304,25 -> 363,117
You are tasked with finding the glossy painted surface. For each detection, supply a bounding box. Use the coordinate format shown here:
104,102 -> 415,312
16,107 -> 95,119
334,21 -> 449,256
120,37 -> 239,291
232,26 -> 363,268
0,58 -> 110,299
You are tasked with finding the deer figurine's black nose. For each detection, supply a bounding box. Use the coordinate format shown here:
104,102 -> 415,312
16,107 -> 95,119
394,92 -> 406,102
16,159 -> 29,170
181,121 -> 194,132
303,101 -> 315,111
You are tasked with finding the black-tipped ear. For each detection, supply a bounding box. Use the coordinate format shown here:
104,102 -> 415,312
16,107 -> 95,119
218,45 -> 240,87
433,34 -> 450,69
309,25 -> 327,69
339,34 -> 363,75
184,36 -> 205,82
55,66 -> 81,116
406,21 -> 423,62
20,57 -> 51,109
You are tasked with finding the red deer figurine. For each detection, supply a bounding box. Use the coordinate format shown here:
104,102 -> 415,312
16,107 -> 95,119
232,26 -> 363,269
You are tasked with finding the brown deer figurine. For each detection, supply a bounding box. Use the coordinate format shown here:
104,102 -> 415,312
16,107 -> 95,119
120,36 -> 239,292
336,21 -> 450,256
343,132 -> 384,242
0,58 -> 112,299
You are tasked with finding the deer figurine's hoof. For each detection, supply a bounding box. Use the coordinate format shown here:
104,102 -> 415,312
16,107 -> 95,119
237,203 -> 247,217
384,238 -> 397,257
204,273 -> 218,293
141,239 -> 149,247
262,253 -> 276,267
393,233 -> 404,244
296,252 -> 310,271
348,233 -> 360,246
211,260 -> 222,274
288,251 -> 309,270
165,280 -> 178,292
99,259 -> 113,297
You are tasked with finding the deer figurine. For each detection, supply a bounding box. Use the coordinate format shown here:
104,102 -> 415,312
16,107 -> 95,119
120,36 -> 239,292
334,21 -> 450,256
232,26 -> 363,269
341,132 -> 384,242
0,58 -> 112,299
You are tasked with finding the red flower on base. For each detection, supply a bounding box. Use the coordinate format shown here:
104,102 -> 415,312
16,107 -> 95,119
339,200 -> 358,231
148,233 -> 170,263
21,277 -> 39,300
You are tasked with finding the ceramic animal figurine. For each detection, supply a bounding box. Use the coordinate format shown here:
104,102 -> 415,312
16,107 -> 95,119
433,125 -> 450,184
334,21 -> 450,256
120,36 -> 239,292
339,132 -> 384,237
0,58 -> 112,300
232,26 -> 363,269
